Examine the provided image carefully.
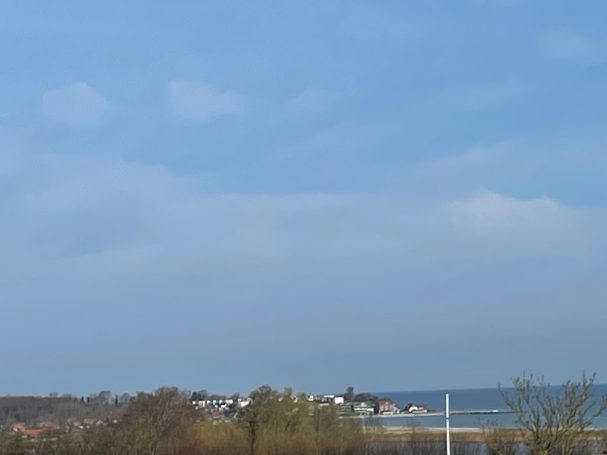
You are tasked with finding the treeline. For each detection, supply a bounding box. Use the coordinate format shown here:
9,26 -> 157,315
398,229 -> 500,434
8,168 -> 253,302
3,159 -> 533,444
0,373 -> 606,455
0,394 -> 129,428
0,386 -> 367,455
2,385 -> 602,455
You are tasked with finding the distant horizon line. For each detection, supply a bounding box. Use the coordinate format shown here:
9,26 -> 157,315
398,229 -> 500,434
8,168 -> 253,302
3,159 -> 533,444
374,382 -> 607,395
2,383 -> 606,399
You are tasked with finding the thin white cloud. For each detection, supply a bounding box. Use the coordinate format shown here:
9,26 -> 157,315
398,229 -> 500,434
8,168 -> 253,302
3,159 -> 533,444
284,86 -> 331,115
448,191 -> 563,230
168,79 -> 241,122
3,131 -> 607,392
275,123 -> 361,158
335,4 -> 414,43
390,137 -> 607,208
431,83 -> 522,112
418,143 -> 508,175
42,82 -> 109,127
388,142 -> 510,199
540,29 -> 604,66
474,0 -> 524,8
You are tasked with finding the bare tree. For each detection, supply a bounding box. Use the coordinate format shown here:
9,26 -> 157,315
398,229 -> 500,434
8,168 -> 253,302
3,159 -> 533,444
78,387 -> 194,455
499,372 -> 607,455
481,420 -> 519,455
239,385 -> 279,455
122,387 -> 193,455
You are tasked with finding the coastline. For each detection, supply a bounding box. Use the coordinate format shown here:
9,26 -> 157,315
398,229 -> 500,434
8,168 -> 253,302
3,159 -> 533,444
364,426 -> 607,444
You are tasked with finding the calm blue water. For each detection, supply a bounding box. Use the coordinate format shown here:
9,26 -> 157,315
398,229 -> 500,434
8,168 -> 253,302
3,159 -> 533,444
372,384 -> 607,429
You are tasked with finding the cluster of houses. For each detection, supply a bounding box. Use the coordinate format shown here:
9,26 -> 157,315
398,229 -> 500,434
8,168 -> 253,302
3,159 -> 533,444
8,417 -> 108,438
307,394 -> 428,416
10,422 -> 60,438
190,397 -> 252,420
189,393 -> 429,420
4,392 -> 429,437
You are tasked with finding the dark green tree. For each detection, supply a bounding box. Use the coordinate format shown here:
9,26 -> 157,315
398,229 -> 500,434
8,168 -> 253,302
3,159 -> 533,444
344,386 -> 354,401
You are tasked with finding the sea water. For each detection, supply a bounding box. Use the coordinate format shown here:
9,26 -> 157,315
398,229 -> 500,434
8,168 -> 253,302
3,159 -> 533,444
372,384 -> 607,428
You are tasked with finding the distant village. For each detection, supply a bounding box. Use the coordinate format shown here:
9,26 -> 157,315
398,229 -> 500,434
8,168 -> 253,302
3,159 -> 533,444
308,394 -> 428,416
191,393 -> 428,421
8,418 -> 108,438
1,389 -> 429,438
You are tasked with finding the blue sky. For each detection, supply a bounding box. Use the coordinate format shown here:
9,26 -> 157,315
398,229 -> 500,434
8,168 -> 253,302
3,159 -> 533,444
1,0 -> 606,396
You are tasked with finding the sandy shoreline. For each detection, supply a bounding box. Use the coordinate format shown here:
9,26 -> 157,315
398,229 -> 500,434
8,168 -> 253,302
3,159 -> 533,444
380,427 -> 484,433
364,426 -> 607,444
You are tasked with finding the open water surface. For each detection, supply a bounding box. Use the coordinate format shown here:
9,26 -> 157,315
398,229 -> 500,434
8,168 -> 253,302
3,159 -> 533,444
372,384 -> 607,429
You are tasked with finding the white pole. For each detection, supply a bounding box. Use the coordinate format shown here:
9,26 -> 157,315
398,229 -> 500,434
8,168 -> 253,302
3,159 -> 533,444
445,393 -> 451,455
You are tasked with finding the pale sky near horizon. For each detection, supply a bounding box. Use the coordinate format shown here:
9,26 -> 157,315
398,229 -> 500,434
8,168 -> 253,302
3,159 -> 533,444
1,0 -> 607,397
